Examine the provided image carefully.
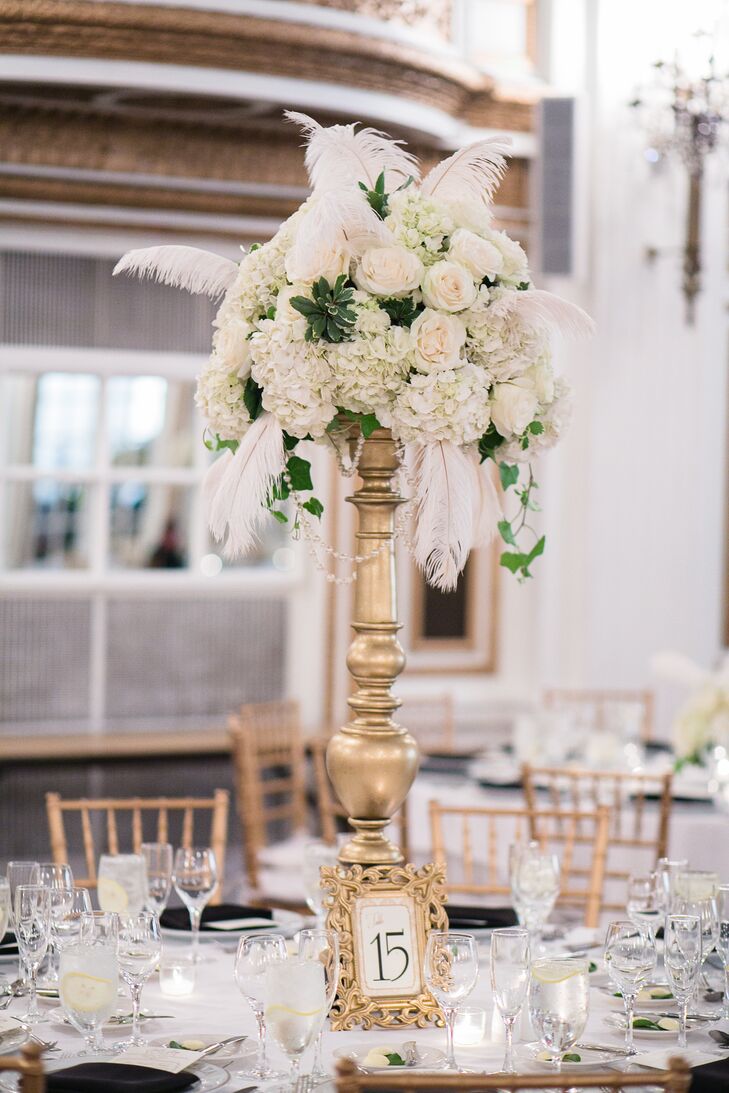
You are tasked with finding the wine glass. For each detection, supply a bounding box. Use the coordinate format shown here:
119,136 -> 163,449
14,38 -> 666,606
14,885 -> 51,1025
298,927 -> 340,1082
511,845 -> 560,948
172,848 -> 218,963
7,862 -> 40,927
424,931 -> 478,1071
234,933 -> 287,1080
302,841 -> 339,927
675,896 -> 718,993
115,912 -> 162,1048
626,874 -> 662,941
50,887 -> 93,952
60,916 -> 119,1055
80,911 -> 120,947
529,958 -> 589,1072
664,914 -> 702,1048
264,958 -> 327,1088
604,921 -> 656,1052
37,863 -> 73,890
490,927 -> 529,1073
656,858 -> 688,915
716,885 -> 729,1019
141,843 -> 173,915
97,854 -> 147,915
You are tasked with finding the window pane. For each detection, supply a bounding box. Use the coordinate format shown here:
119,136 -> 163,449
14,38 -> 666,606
1,372 -> 99,469
3,481 -> 91,569
421,562 -> 470,639
208,510 -> 290,570
108,376 -> 195,467
109,483 -> 191,569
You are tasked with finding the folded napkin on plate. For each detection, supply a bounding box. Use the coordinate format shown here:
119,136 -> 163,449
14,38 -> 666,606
445,904 -> 517,929
0,931 -> 18,956
160,903 -> 273,933
690,1055 -> 729,1093
46,1064 -> 199,1093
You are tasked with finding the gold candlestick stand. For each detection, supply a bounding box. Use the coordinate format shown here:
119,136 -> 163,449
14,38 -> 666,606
326,429 -> 419,865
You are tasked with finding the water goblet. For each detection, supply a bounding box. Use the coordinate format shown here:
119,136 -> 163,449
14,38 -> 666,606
490,927 -> 529,1073
664,914 -> 702,1048
60,935 -> 119,1054
234,932 -> 287,1080
172,847 -> 218,963
424,931 -> 478,1071
604,920 -> 656,1052
298,927 -> 340,1082
141,843 -> 173,915
97,854 -> 147,915
264,957 -> 327,1089
115,911 -> 162,1048
626,874 -> 662,941
50,887 -> 93,953
37,863 -> 73,890
716,885 -> 729,1019
14,885 -> 51,1025
529,958 -> 589,1072
302,841 -> 339,927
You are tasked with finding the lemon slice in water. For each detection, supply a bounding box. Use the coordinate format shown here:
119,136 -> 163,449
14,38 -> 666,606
531,960 -> 587,984
61,972 -> 115,1013
97,878 -> 128,912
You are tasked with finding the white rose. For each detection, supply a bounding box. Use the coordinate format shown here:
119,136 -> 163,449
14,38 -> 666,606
491,379 -> 539,438
528,359 -> 555,405
212,316 -> 252,374
421,261 -> 477,312
285,242 -> 350,286
448,228 -> 504,280
411,309 -> 466,373
275,284 -> 308,323
354,246 -> 424,298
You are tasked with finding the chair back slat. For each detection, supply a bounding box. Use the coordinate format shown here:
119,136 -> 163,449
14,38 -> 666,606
107,809 -> 119,855
0,1043 -> 46,1093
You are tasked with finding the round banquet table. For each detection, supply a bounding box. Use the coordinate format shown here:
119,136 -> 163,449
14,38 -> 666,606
9,926 -> 728,1091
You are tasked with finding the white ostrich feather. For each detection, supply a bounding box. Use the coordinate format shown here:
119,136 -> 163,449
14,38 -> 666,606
289,189 -> 392,268
285,110 -> 419,192
202,448 -> 233,513
411,440 -> 479,592
511,289 -> 595,340
113,246 -> 238,299
471,453 -> 502,546
209,413 -> 285,558
421,137 -> 511,206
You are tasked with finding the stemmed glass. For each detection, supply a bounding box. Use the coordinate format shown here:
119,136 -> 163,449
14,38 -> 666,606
172,848 -> 218,963
14,885 -> 51,1025
675,896 -> 718,994
115,912 -> 162,1048
37,863 -> 73,890
298,927 -> 340,1083
511,844 -> 560,949
424,931 -> 478,1071
716,885 -> 729,1019
302,842 -> 339,928
490,927 -> 529,1073
0,880 -> 10,945
529,958 -> 589,1072
60,912 -> 119,1054
604,921 -> 656,1052
664,914 -> 702,1048
626,874 -> 662,941
50,887 -> 93,953
264,958 -> 327,1089
656,858 -> 688,916
234,933 -> 287,1080
141,843 -> 173,915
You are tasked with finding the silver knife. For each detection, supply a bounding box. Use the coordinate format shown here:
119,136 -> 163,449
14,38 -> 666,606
575,1042 -> 637,1056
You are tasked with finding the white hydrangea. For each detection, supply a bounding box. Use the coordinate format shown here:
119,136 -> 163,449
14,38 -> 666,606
250,318 -> 336,440
387,362 -> 491,445
385,189 -> 454,266
463,287 -> 548,381
195,355 -> 251,440
218,212 -> 300,328
329,317 -> 412,415
674,684 -> 729,759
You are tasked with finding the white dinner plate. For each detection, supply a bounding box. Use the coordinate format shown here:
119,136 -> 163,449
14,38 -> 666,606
0,1053 -> 228,1092
149,1033 -> 257,1063
333,1045 -> 446,1072
49,1011 -> 176,1034
521,1042 -> 629,1069
161,908 -> 304,943
601,986 -> 676,1010
0,1024 -> 28,1056
606,1013 -> 711,1039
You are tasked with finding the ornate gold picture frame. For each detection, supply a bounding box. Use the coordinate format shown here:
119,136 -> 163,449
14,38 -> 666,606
321,862 -> 448,1030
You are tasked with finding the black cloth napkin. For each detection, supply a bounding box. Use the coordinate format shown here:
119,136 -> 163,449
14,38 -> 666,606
160,903 -> 274,933
445,903 -> 518,929
690,1056 -> 729,1093
0,931 -> 18,956
46,1063 -> 199,1093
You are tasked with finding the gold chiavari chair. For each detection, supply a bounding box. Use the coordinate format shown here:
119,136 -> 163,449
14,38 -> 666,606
45,790 -> 229,903
429,801 -> 610,928
521,764 -> 673,911
0,1044 -> 45,1093
544,687 -> 655,741
335,1055 -> 691,1093
228,700 -> 308,890
310,736 -> 410,861
397,693 -> 455,754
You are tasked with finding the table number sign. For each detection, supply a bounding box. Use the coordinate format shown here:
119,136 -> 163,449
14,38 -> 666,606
321,862 -> 447,1030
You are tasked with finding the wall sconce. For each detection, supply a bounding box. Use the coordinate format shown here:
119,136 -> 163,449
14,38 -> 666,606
631,31 -> 729,324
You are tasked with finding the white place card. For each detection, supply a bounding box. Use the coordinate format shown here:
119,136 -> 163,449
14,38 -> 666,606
205,917 -> 276,931
633,1047 -> 725,1070
113,1046 -> 205,1073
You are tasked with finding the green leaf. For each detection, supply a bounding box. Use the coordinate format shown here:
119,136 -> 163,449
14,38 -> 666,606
497,520 -> 517,546
499,551 -> 528,575
528,420 -> 544,435
384,1053 -> 405,1067
358,181 -> 368,192
525,536 -> 546,565
290,296 -> 318,317
477,424 -> 505,463
266,305 -> 276,320
589,962 -> 598,973
303,497 -> 324,518
204,432 -> 239,454
562,1054 -> 581,1063
499,462 -> 519,490
516,281 -> 531,291
380,296 -> 421,328
243,378 -> 263,422
270,509 -> 288,524
286,455 -> 314,492
633,1018 -> 661,1030
248,243 -> 261,252
340,409 -> 382,438
270,478 -> 289,502
283,432 -> 299,452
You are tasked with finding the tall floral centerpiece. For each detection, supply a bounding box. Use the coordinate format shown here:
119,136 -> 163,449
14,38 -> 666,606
654,652 -> 729,770
116,113 -> 593,864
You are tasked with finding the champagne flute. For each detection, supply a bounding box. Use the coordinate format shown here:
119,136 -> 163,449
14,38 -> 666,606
172,848 -> 218,963
50,887 -> 93,952
626,873 -> 662,941
234,933 -> 287,1080
302,842 -> 339,928
490,927 -> 529,1073
664,914 -> 702,1048
264,958 -> 327,1089
298,927 -> 340,1082
60,916 -> 119,1055
141,843 -> 173,915
424,931 -> 478,1071
604,921 -> 656,1052
14,885 -> 51,1025
115,912 -> 162,1047
529,958 -> 589,1072
716,885 -> 729,1019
